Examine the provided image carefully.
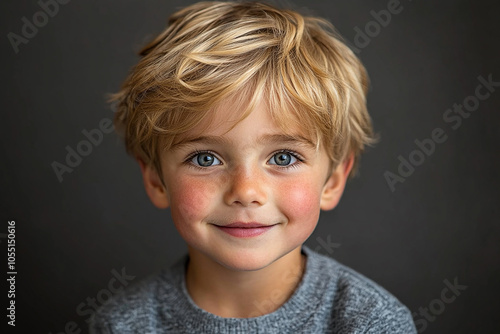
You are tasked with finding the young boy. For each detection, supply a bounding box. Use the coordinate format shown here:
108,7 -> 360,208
91,1 -> 416,333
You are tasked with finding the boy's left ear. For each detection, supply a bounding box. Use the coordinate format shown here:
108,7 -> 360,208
320,155 -> 354,211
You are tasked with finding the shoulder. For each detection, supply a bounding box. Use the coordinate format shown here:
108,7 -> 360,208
89,257 -> 187,333
304,247 -> 417,333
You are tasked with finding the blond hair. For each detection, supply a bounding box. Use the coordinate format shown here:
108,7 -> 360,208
111,1 -> 376,177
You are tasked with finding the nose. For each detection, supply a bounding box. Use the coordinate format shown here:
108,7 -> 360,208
224,165 -> 268,207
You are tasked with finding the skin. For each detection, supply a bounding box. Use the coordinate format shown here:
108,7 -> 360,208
139,97 -> 353,318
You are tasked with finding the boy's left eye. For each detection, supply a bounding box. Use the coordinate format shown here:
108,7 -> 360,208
268,152 -> 297,166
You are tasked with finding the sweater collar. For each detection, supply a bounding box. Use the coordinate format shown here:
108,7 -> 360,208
158,245 -> 326,332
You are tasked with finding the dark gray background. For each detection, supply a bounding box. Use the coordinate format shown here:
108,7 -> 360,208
1,0 -> 499,333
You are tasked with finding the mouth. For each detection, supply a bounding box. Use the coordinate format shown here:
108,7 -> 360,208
213,222 -> 276,238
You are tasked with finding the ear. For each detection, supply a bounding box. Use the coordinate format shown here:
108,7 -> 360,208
320,155 -> 354,211
137,158 -> 169,209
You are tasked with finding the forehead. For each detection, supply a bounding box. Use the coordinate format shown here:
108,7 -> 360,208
203,92 -> 315,134
178,94 -> 313,144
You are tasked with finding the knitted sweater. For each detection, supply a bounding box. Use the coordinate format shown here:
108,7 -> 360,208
90,246 -> 417,333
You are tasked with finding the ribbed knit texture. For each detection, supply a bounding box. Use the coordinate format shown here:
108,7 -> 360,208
90,246 -> 416,333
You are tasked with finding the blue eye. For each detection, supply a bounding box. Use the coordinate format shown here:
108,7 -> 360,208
191,152 -> 221,167
268,152 -> 297,166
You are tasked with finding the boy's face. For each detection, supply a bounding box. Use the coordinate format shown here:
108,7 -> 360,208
141,97 -> 352,271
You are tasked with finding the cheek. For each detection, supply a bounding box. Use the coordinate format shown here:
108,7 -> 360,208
169,177 -> 217,225
277,177 -> 321,223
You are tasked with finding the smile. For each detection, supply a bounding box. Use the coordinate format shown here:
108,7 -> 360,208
213,222 -> 276,238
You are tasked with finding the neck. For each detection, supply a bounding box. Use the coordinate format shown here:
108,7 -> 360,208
185,247 -> 306,318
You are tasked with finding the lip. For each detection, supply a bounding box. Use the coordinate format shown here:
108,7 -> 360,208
214,222 -> 276,238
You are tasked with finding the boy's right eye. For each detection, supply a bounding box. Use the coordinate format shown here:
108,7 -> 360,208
191,152 -> 222,167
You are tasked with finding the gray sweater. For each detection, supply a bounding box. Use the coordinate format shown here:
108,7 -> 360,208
90,246 -> 417,333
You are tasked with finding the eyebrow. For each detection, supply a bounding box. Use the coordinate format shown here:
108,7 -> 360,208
258,134 -> 316,148
171,134 -> 316,150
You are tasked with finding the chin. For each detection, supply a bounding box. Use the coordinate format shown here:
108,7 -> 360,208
213,248 -> 283,272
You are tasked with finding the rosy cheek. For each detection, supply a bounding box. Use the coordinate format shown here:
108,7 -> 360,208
170,177 -> 215,224
278,179 -> 320,222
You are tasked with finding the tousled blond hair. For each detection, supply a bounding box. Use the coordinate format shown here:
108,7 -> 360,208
111,1 -> 376,177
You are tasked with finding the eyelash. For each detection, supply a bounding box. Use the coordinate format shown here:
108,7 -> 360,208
183,149 -> 305,170
184,150 -> 222,170
269,149 -> 304,170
